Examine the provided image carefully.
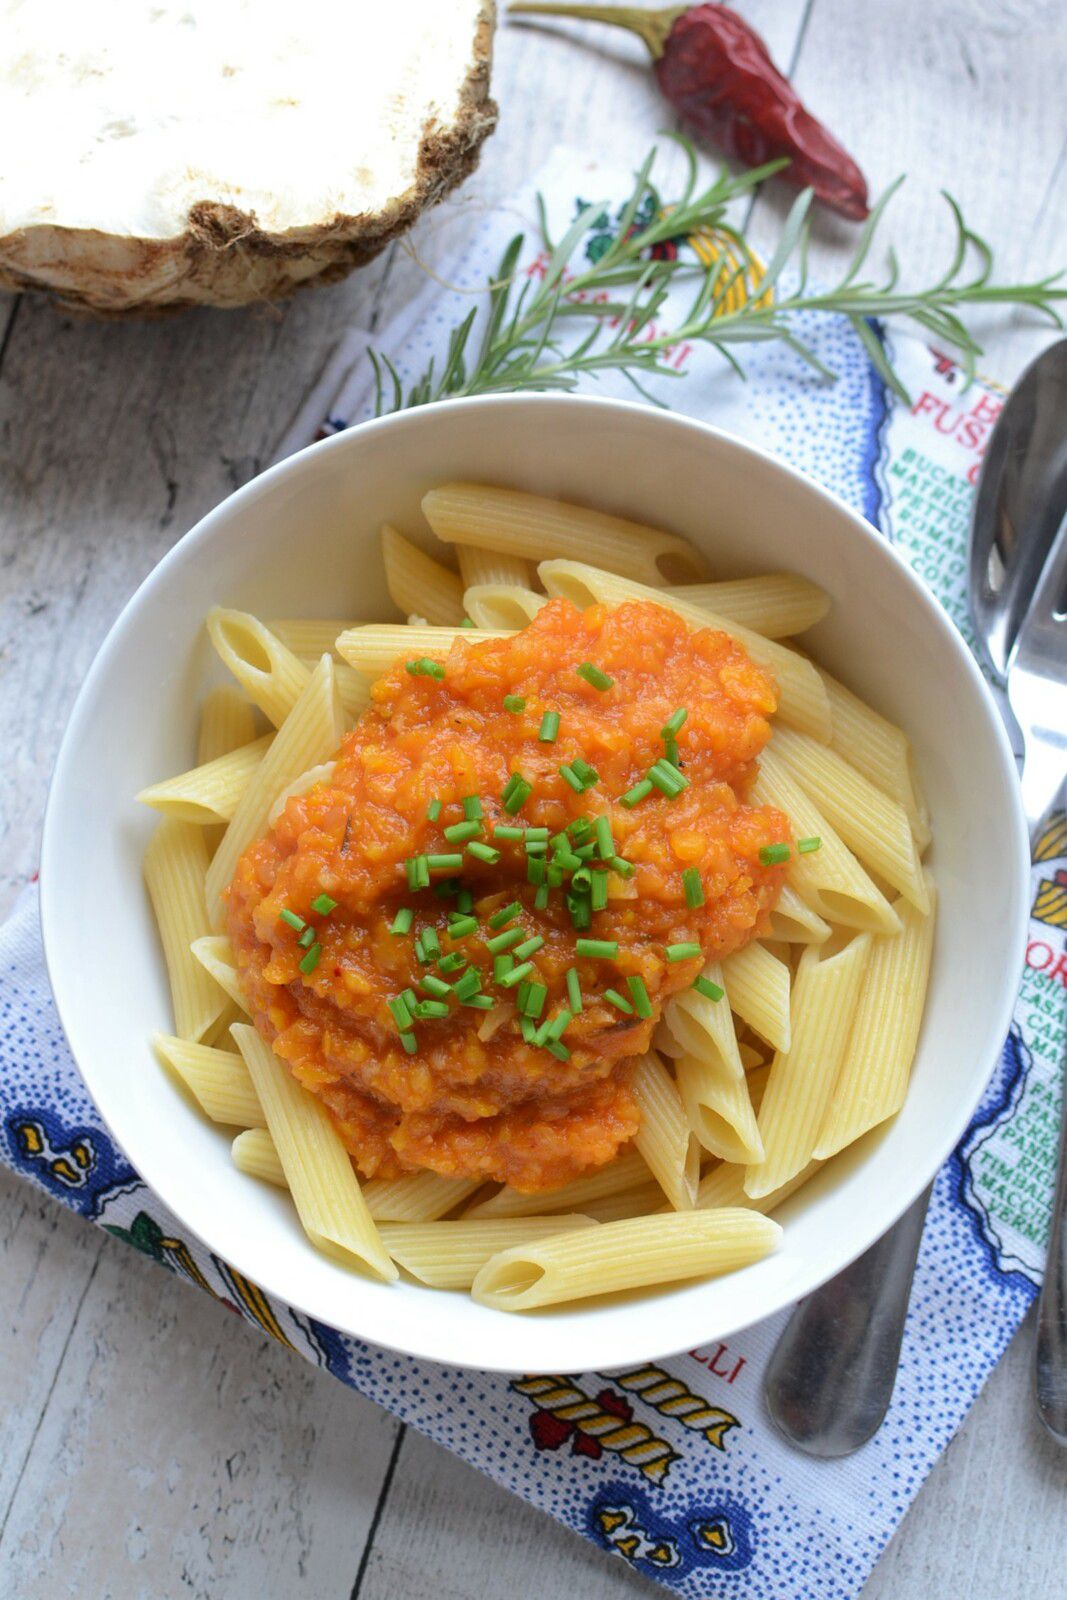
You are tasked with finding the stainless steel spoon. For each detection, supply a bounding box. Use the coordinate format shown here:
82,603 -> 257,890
764,338 -> 1067,1457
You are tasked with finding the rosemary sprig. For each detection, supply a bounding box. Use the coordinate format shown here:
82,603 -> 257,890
369,136 -> 1065,412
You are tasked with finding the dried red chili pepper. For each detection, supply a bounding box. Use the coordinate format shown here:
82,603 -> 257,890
509,3 -> 870,221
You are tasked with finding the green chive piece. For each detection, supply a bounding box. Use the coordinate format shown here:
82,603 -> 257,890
620,778 -> 654,809
413,999 -> 449,1019
546,1040 -> 571,1061
574,842 -> 597,860
502,775 -> 532,814
499,960 -> 534,990
433,878 -> 460,900
570,867 -> 592,893
413,932 -> 427,964
453,969 -> 482,1002
666,941 -> 701,962
569,817 -> 593,841
493,824 -> 524,841
525,839 -> 548,857
797,836 -> 822,854
426,853 -> 464,871
462,993 -> 495,1010
565,967 -> 582,1013
627,975 -> 653,1018
662,709 -> 688,738
545,1008 -> 572,1041
534,883 -> 550,909
406,658 -> 445,680
593,816 -> 614,860
538,710 -> 560,742
503,694 -> 526,714
576,662 -> 613,691
421,927 -> 441,960
522,982 -> 548,1019
298,943 -> 321,975
610,855 -> 635,878
487,927 -> 524,955
279,908 -> 306,932
516,980 -> 532,1012
420,974 -> 452,998
552,848 -> 582,871
447,914 -> 478,940
590,872 -> 609,912
488,901 -> 522,930
513,935 -> 544,960
400,1032 -> 418,1055
568,895 -> 592,930
520,1015 -> 537,1042
664,735 -> 680,768
604,988 -> 634,1015
460,617 -> 475,629
493,954 -> 515,983
572,759 -> 599,789
388,995 -> 414,1031
559,763 -> 584,794
462,795 -> 483,821
576,938 -> 618,959
390,907 -> 414,936
683,868 -> 705,908
298,925 -> 316,949
466,840 -> 500,865
759,842 -> 791,866
546,863 -> 565,888
437,952 -> 466,974
443,820 -> 480,843
525,827 -> 550,842
527,857 -> 547,885
693,975 -> 725,1002
456,889 -> 474,913
404,856 -> 424,891
648,760 -> 688,796
426,799 -> 442,822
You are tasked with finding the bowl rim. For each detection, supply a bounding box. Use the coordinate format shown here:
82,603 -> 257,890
40,391 -> 1031,1372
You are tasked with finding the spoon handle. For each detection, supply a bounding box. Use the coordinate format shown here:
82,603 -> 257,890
763,1183 -> 933,1457
1035,1032 -> 1067,1444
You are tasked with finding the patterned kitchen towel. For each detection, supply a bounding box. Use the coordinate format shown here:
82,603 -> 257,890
3,149 -> 1065,1600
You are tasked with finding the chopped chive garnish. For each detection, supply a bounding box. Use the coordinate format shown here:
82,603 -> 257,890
797,836 -> 822,854
279,908 -> 306,932
462,993 -> 495,1010
433,878 -> 460,900
574,842 -> 597,860
493,824 -> 524,841
426,798 -> 442,822
590,872 -> 609,912
426,853 -> 464,871
516,980 -> 532,1013
576,662 -> 613,691
499,960 -> 534,989
648,759 -> 688,796
443,820 -> 481,843
488,901 -> 522,929
568,895 -> 592,930
503,694 -> 526,713
311,894 -> 337,915
759,842 -> 791,866
520,1015 -> 537,1042
525,827 -> 550,841
525,839 -> 548,857
487,927 -> 524,955
566,967 -> 582,1013
552,848 -> 582,871
527,857 -> 546,885
620,778 -> 654,809
522,982 -> 548,1019
532,883 -> 548,909
593,816 -> 614,860
390,907 -> 414,936
513,934 -> 544,960
414,932 -> 427,963
463,795 -> 483,821
421,926 -> 441,960
666,941 -> 701,962
559,763 -> 584,794
604,988 -> 634,1015
610,855 -> 635,878
413,999 -> 449,1019
298,943 -> 321,975
453,970 -> 482,1002
570,867 -> 592,893
388,995 -> 414,1031
460,617 -> 475,629
493,954 -> 514,983
298,925 -> 316,949
405,855 -> 430,891
538,710 -> 560,742
664,735 -> 680,768
447,914 -> 478,940
683,868 -> 704,908
576,938 -> 619,959
437,952 -> 466,974
406,658 -> 445,680
544,1008 -> 573,1042
569,817 -> 593,841
502,775 -> 532,814
662,708 -> 688,738
467,840 -> 500,865
546,1040 -> 571,1061
572,758 -> 599,789
456,889 -> 474,913
693,975 -> 725,1002
547,863 -> 565,888
400,1032 -> 418,1054
420,974 -> 451,998
627,975 -> 653,1018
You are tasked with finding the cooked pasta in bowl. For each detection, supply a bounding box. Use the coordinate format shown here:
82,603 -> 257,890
40,395 -> 1029,1371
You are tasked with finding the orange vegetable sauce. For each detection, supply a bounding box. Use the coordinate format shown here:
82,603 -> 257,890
226,599 -> 789,1191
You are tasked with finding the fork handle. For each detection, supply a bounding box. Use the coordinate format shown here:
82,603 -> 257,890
1035,1031 -> 1067,1444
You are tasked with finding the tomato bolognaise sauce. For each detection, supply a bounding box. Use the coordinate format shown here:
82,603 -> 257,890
226,599 -> 789,1191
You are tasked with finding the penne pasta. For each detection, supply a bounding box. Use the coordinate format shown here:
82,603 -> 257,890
361,1172 -> 483,1223
422,483 -> 711,586
336,622 -> 510,678
818,666 -> 930,847
268,760 -> 335,825
204,654 -> 342,924
202,998 -> 246,1048
538,559 -> 832,741
675,1051 -> 763,1164
665,574 -> 830,638
721,942 -> 791,1053
269,620 -> 356,659
772,725 -> 929,913
753,747 -> 900,935
137,734 -> 274,826
465,1148 -> 652,1218
745,936 -> 870,1198
190,934 -> 250,1015
197,685 -> 257,766
463,583 -> 548,631
471,1209 -> 782,1310
575,1181 -> 670,1223
232,1127 -> 287,1187
457,545 -> 534,591
380,1216 -> 595,1289
381,523 -> 466,625
768,882 -> 832,945
153,1033 -> 264,1127
698,1156 -> 821,1215
631,1052 -> 698,1210
232,1025 -> 397,1281
657,961 -> 744,1078
207,609 -> 311,728
143,820 -> 226,1041
814,884 -> 936,1159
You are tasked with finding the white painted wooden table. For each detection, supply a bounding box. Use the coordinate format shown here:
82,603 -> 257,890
2,5 -> 1066,1595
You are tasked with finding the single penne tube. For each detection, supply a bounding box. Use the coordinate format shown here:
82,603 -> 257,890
676,1051 -> 764,1164
232,1127 -> 287,1188
771,726 -> 929,913
657,962 -> 744,1078
268,620 -> 356,659
297,659 -> 372,720
153,1033 -> 264,1127
137,734 -> 274,825
698,1156 -> 821,1214
463,583 -> 548,631
268,761 -> 335,825
753,748 -> 900,935
381,523 -> 466,625
471,1209 -> 782,1311
143,820 -> 227,1041
361,1172 -> 483,1223
232,1025 -> 397,1281
457,545 -> 534,590
721,942 -> 791,1053
631,1052 -> 699,1210
422,483 -> 710,587
190,935 -> 250,1015
814,883 -> 936,1159
817,666 -> 929,846
575,1181 -> 670,1224
538,559 -> 831,741
769,882 -> 832,945
464,1148 -> 652,1218
745,935 -> 871,1198
336,623 -> 510,678
204,655 -> 342,924
379,1216 -> 595,1290
197,685 -> 257,765
664,574 -> 830,638
207,609 -> 311,728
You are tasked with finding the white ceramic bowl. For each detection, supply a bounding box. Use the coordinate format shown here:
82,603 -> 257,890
41,394 -> 1029,1374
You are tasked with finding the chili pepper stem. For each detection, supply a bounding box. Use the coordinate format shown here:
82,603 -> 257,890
508,2 -> 684,60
